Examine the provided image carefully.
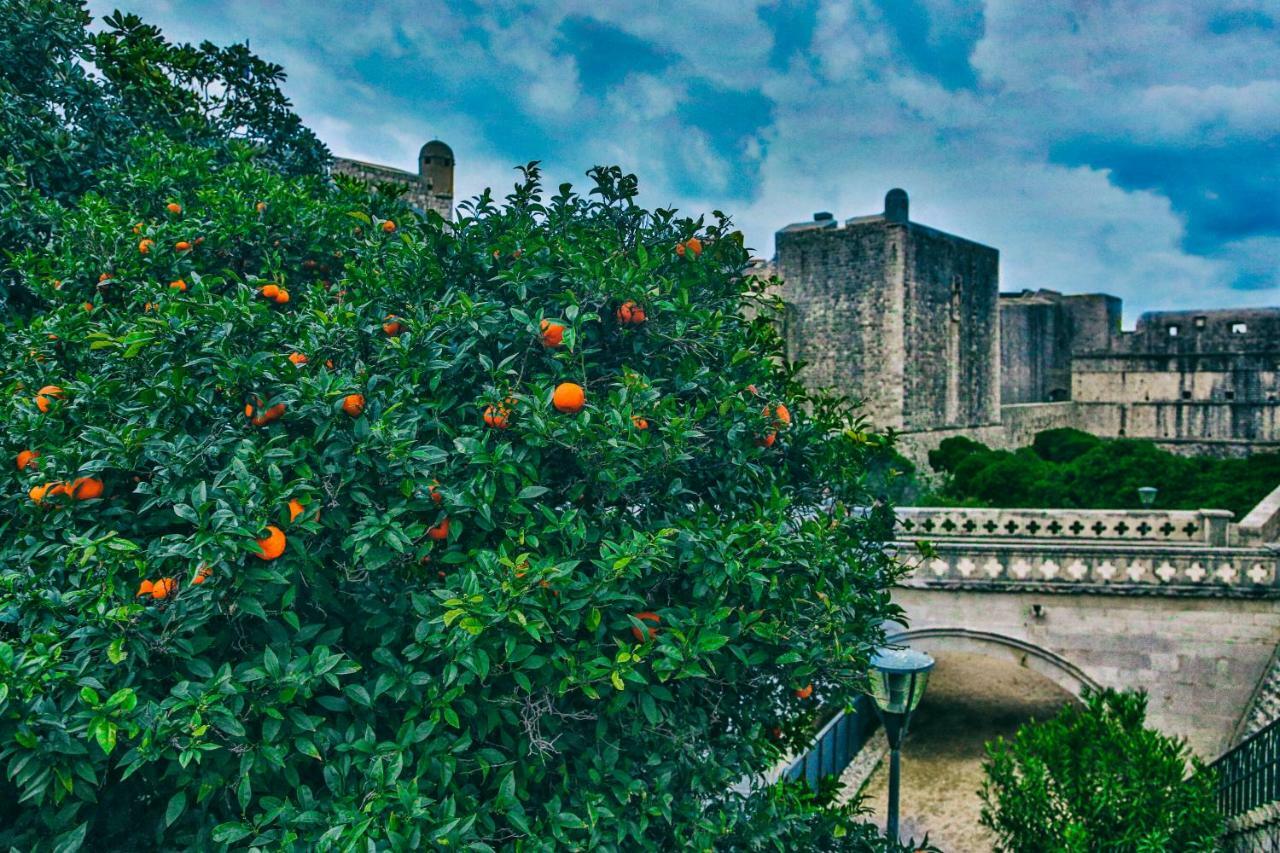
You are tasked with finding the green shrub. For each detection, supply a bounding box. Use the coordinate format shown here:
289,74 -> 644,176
923,429 -> 1280,517
1030,428 -> 1100,464
926,435 -> 988,475
979,689 -> 1221,852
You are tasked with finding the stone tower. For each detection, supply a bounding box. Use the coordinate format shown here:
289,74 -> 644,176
331,140 -> 454,219
418,140 -> 454,212
775,189 -> 1000,432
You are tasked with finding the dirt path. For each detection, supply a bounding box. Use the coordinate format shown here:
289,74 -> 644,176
848,652 -> 1075,852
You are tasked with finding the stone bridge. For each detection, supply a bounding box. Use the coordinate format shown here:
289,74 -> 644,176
889,488 -> 1280,758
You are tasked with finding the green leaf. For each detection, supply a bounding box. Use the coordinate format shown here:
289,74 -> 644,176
165,791 -> 187,827
107,638 -> 127,664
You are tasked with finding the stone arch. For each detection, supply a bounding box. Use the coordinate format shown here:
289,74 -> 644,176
887,627 -> 1099,700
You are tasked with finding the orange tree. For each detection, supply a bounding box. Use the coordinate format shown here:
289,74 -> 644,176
1,44 -> 910,853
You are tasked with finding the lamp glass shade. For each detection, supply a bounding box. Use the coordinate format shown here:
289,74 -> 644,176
869,647 -> 935,716
1137,486 -> 1158,507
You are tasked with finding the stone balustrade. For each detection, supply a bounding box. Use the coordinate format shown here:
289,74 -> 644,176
896,541 -> 1279,595
896,506 -> 1235,546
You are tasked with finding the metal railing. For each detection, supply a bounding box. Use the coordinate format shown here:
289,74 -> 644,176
1213,715 -> 1280,844
782,694 -> 878,792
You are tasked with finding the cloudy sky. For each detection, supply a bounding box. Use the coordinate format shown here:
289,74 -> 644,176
89,1 -> 1278,321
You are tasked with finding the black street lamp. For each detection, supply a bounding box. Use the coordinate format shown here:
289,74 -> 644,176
869,646 -> 935,843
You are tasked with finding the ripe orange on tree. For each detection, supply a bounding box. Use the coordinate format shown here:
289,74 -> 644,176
151,577 -> 177,599
165,202 -> 182,214
29,482 -> 61,504
483,403 -> 511,429
427,517 -> 450,540
274,289 -> 289,304
260,284 -> 279,300
288,498 -> 304,522
616,300 -> 646,325
341,393 -> 365,417
34,385 -> 64,413
175,240 -> 191,252
69,477 -> 104,500
16,450 -> 40,470
794,684 -> 814,700
288,352 -> 308,366
552,382 -> 585,413
540,319 -> 565,347
138,238 -> 154,254
382,315 -> 403,336
191,565 -> 213,585
254,525 -> 287,560
381,220 -> 396,233
631,415 -> 649,430
631,611 -> 661,642
169,279 -> 187,291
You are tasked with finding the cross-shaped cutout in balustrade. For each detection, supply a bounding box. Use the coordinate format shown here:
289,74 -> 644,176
1182,522 -> 1198,537
962,519 -> 976,533
1091,521 -> 1107,535
1047,520 -> 1063,535
941,518 -> 956,532
1114,521 -> 1129,536
1069,521 -> 1084,535
1159,522 -> 1175,537
922,519 -> 935,532
1136,522 -> 1152,536
984,520 -> 998,533
901,518 -> 915,531
1004,520 -> 1019,534
1025,520 -> 1041,535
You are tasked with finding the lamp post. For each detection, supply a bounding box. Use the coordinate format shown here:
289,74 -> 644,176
869,646 -> 935,844
1138,486 -> 1158,507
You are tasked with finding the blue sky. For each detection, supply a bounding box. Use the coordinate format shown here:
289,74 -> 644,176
89,0 -> 1278,319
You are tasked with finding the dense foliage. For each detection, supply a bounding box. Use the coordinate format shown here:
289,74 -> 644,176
979,689 -> 1221,852
0,6 -> 914,850
924,428 -> 1280,518
0,0 -> 328,314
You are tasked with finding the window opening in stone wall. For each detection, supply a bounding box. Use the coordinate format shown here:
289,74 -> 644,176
1167,325 -> 1179,337
1194,316 -> 1207,329
1181,390 -> 1192,400
1232,322 -> 1248,334
1226,390 -> 1236,400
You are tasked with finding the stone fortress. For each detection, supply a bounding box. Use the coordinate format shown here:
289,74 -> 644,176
774,189 -> 1280,463
332,140 -> 455,220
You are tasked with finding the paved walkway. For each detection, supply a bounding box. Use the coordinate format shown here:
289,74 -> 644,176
847,651 -> 1075,851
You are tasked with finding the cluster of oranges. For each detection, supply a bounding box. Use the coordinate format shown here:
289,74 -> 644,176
245,397 -> 286,427
29,476 -> 104,504
675,237 -> 703,258
259,284 -> 290,304
616,300 -> 646,325
137,577 -> 178,600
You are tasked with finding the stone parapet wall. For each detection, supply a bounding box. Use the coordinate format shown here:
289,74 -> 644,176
896,505 -> 1235,546
897,540 -> 1279,597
